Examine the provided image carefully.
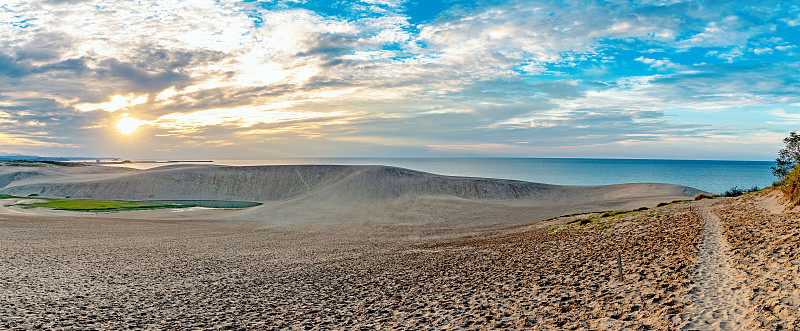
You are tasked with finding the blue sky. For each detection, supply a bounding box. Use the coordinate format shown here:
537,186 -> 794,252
0,0 -> 798,160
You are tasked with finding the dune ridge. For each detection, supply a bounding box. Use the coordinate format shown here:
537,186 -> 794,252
0,164 -> 701,202
0,165 -> 557,201
0,163 -> 704,226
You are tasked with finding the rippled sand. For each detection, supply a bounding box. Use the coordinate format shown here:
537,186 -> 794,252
1,201 -> 705,329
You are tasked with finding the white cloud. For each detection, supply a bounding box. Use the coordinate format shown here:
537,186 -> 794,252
634,56 -> 688,70
753,47 -> 773,55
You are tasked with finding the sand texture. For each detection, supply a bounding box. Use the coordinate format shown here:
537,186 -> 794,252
710,191 -> 800,330
1,163 -> 798,329
681,201 -> 755,329
2,201 -> 703,329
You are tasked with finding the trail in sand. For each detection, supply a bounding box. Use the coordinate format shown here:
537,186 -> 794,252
682,201 -> 752,330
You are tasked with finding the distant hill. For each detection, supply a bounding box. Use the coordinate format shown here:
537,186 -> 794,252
0,154 -> 101,161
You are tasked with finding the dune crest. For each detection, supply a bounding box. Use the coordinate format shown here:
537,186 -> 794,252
0,164 -> 704,225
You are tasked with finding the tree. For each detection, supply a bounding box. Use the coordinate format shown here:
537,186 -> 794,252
772,131 -> 800,178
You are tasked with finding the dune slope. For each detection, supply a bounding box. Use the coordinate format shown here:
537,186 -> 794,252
0,164 -> 704,225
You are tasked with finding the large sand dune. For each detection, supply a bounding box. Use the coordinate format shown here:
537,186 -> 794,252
0,163 -> 704,225
6,163 -> 796,329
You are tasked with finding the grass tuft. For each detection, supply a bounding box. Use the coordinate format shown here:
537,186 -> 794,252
566,217 -> 594,225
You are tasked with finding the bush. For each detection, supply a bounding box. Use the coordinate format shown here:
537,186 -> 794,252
722,186 -> 760,197
781,165 -> 800,205
694,194 -> 713,201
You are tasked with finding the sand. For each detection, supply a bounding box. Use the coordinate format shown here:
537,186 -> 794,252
709,191 -> 800,330
1,163 -> 798,329
0,163 -> 703,226
1,200 -> 702,329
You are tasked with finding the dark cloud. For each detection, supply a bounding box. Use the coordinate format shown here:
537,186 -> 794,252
133,47 -> 228,72
34,57 -> 90,74
296,33 -> 360,59
14,32 -> 74,61
85,47 -> 229,94
0,53 -> 33,78
96,58 -> 190,92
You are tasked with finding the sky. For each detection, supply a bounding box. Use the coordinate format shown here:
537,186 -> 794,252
0,0 -> 798,160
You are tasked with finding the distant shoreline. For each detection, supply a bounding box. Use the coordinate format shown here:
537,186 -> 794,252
77,160 -> 214,165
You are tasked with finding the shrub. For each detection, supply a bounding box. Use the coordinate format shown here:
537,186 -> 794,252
721,186 -> 758,197
656,202 -> 669,207
781,165 -> 800,205
722,186 -> 744,197
694,194 -> 713,201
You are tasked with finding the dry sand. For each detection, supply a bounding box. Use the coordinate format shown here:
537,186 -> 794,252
1,163 -> 798,329
0,200 -> 701,329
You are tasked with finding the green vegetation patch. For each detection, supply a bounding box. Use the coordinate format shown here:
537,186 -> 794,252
569,217 -> 594,225
16,198 -> 195,212
722,186 -> 761,197
549,205 -> 653,230
656,199 -> 691,207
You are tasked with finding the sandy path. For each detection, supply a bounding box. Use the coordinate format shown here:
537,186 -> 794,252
682,201 -> 752,330
717,191 -> 800,329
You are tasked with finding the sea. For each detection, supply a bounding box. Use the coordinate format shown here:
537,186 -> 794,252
103,157 -> 777,195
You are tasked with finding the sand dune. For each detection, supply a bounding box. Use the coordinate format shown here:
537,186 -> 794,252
1,164 -> 556,201
0,163 -> 703,225
0,183 -> 706,329
3,163 -> 798,329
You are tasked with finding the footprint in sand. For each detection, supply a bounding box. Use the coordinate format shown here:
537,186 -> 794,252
681,201 -> 753,330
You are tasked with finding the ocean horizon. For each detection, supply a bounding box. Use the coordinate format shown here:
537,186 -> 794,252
101,157 -> 776,194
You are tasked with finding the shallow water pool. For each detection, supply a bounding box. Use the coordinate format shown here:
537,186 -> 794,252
146,200 -> 262,208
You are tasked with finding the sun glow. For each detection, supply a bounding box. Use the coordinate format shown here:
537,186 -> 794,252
117,117 -> 143,134
76,94 -> 148,112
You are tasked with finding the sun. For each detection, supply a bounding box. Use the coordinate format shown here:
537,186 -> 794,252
117,117 -> 142,134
